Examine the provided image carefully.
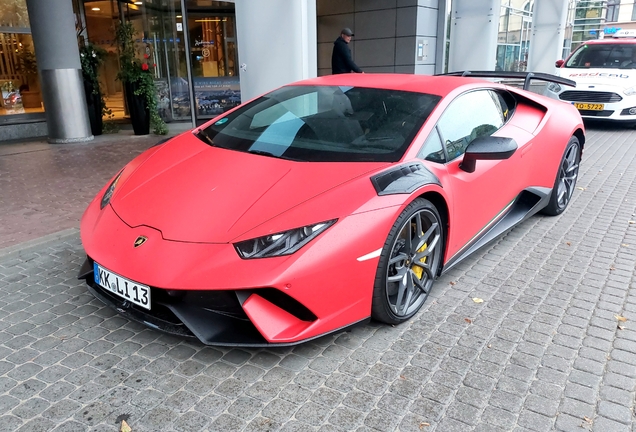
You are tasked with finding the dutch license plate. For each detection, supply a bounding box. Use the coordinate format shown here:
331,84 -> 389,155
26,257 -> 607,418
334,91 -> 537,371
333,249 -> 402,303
574,102 -> 604,111
93,262 -> 151,310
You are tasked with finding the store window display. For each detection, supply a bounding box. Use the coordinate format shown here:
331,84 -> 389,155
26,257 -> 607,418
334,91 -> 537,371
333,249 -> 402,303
0,0 -> 44,117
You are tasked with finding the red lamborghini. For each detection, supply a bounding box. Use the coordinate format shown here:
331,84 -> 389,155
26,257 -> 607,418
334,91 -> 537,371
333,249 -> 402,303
79,72 -> 584,346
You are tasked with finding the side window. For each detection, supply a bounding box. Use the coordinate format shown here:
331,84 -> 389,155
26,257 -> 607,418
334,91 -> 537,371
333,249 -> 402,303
492,90 -> 516,123
437,90 -> 505,161
418,127 -> 445,163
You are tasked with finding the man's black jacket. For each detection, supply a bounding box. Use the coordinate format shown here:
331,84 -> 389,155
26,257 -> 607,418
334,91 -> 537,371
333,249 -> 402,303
331,36 -> 362,74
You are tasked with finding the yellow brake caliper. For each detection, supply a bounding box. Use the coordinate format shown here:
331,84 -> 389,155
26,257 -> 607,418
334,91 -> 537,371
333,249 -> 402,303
412,240 -> 427,280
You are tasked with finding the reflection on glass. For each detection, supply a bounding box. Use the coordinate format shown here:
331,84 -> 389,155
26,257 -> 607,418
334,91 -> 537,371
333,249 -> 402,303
188,13 -> 240,118
77,0 -> 240,123
0,0 -> 30,28
1,0 -> 40,116
496,4 -> 532,72
83,0 -> 123,119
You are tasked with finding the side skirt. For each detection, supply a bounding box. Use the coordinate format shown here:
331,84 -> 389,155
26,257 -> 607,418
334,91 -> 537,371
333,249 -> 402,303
441,186 -> 551,274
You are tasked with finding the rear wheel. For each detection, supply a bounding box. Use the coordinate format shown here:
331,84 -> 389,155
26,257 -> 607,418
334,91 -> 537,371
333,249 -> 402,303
542,136 -> 580,216
371,198 -> 444,325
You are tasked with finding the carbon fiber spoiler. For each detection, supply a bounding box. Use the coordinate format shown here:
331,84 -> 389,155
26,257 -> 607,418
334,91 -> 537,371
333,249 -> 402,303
438,71 -> 576,91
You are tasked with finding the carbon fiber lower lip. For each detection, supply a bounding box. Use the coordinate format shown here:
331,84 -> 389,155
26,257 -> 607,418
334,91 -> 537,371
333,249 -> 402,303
85,283 -> 197,339
80,258 -> 369,347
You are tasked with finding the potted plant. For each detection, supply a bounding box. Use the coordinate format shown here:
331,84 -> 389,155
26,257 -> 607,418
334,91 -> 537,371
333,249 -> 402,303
80,43 -> 107,136
114,21 -> 167,135
16,45 -> 41,109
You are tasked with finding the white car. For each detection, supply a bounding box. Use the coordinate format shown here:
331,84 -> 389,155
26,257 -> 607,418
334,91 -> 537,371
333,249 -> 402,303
546,30 -> 636,123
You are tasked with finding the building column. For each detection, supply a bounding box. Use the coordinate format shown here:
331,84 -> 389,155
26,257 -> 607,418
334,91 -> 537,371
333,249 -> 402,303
26,0 -> 92,143
448,0 -> 501,72
526,0 -> 569,74
233,0 -> 317,101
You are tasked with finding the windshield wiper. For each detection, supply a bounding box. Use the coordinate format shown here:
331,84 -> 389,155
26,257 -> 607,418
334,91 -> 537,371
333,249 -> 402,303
195,129 -> 216,147
247,149 -> 301,161
248,149 -> 278,157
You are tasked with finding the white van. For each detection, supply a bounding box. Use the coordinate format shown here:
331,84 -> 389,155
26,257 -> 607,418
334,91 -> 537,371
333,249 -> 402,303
545,30 -> 636,123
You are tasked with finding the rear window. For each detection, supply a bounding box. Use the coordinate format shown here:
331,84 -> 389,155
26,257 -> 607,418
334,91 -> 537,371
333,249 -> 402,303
197,85 -> 440,162
566,43 -> 636,69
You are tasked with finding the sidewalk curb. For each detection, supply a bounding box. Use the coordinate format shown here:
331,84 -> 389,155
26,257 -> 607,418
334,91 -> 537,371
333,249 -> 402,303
0,228 -> 80,261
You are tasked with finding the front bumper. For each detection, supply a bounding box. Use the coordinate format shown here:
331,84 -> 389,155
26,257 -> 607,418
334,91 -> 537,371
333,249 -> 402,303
79,199 -> 395,346
547,87 -> 636,121
79,256 -> 368,346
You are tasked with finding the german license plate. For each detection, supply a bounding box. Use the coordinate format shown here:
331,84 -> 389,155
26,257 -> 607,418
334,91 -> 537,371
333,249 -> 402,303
574,102 -> 604,111
93,262 -> 151,310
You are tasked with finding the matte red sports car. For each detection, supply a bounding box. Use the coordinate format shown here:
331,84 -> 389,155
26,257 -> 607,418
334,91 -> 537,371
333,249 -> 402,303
79,72 -> 584,346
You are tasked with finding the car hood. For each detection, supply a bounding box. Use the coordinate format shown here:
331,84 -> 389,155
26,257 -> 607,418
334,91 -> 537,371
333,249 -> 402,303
111,132 -> 388,243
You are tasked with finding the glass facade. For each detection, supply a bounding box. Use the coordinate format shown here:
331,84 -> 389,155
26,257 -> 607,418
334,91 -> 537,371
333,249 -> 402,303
0,0 -> 45,118
77,0 -> 240,125
496,0 -> 533,72
571,1 -> 606,50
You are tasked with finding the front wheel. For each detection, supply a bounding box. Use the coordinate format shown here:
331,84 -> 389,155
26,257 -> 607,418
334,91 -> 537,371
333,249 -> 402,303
541,136 -> 581,216
371,198 -> 444,325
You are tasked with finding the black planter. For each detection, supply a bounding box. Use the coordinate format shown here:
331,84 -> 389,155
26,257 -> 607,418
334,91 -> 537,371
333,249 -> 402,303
84,81 -> 103,136
125,81 -> 150,135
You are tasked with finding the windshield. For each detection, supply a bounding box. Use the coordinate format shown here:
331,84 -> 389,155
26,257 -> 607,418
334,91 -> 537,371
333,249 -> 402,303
566,43 -> 636,69
197,85 -> 440,162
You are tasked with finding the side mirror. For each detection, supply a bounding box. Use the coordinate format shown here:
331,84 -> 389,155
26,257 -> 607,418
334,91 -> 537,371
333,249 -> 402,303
460,136 -> 518,173
555,59 -> 565,68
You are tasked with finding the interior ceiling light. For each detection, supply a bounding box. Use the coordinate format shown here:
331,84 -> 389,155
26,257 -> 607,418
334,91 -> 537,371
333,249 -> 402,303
176,15 -> 182,18
134,1 -> 143,4
91,7 -> 100,10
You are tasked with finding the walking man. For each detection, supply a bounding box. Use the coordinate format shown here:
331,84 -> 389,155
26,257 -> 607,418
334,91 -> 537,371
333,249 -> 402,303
331,28 -> 363,74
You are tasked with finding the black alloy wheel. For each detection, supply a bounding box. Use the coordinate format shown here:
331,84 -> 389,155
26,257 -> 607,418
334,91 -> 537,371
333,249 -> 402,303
542,136 -> 581,216
372,198 -> 444,324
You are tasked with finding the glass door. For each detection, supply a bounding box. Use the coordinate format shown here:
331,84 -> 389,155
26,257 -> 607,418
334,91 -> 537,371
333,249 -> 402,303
497,4 -> 532,72
83,0 -> 124,119
186,9 -> 240,119
122,0 -> 190,121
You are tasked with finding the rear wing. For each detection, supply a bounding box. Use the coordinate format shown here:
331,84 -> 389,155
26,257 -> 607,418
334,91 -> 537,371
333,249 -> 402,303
438,71 -> 576,91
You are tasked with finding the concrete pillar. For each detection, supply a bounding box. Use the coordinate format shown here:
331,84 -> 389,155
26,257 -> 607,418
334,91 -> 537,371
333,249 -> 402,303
26,0 -> 93,143
435,0 -> 449,75
526,0 -> 569,74
234,0 -> 317,101
448,0 -> 501,72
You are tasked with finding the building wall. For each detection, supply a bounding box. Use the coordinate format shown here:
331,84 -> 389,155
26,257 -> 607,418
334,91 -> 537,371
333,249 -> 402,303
316,0 -> 441,76
234,0 -> 317,100
616,0 -> 634,22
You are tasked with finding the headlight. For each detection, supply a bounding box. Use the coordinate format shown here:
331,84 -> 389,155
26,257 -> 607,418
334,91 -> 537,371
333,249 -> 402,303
547,82 -> 562,93
235,220 -> 337,259
100,171 -> 123,209
624,87 -> 636,96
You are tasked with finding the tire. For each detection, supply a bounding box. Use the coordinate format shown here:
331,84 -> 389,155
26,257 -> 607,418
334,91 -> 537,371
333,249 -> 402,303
541,136 -> 581,216
371,198 -> 444,325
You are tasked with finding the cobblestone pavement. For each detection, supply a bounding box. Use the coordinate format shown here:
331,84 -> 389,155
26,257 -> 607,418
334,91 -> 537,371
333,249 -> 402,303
0,125 -> 635,432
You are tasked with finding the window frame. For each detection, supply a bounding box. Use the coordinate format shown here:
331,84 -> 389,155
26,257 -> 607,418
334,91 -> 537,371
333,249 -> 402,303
607,0 -> 620,22
424,89 -> 514,164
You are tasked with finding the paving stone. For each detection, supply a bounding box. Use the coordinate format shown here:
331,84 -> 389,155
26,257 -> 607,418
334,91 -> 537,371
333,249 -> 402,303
480,405 -> 517,430
597,400 -> 633,425
328,406 -> 365,430
15,418 -> 56,432
516,409 -> 555,431
295,401 -> 332,426
592,416 -> 631,432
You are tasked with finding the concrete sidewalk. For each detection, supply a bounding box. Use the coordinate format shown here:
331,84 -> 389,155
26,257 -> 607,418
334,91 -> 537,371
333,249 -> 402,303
0,123 -> 191,251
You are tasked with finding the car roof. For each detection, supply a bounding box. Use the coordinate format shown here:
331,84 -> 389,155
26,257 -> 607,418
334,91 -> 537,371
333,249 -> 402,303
582,38 -> 636,45
292,73 -> 487,97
